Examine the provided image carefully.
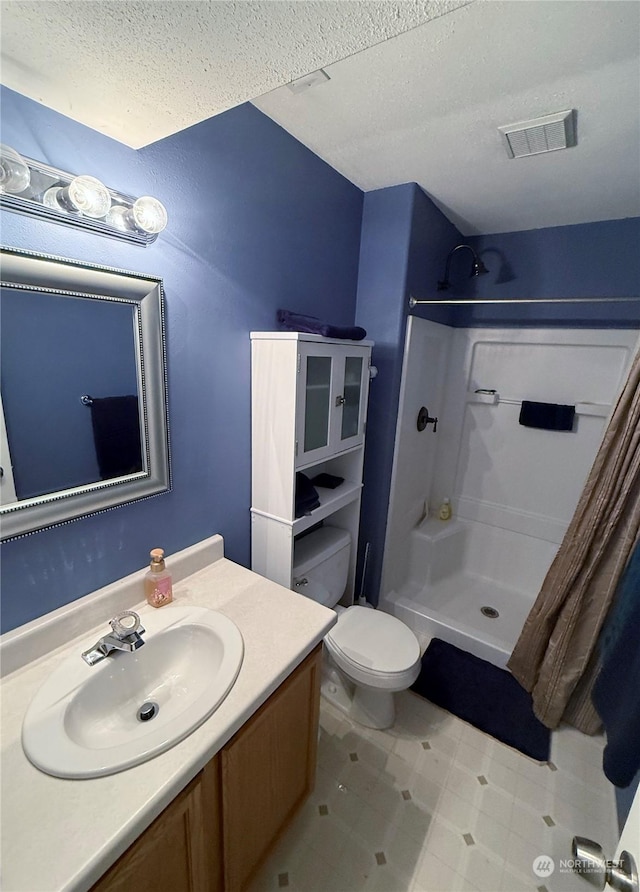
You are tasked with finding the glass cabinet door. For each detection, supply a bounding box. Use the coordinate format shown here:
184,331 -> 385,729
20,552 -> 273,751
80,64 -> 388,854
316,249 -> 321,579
296,344 -> 338,468
340,355 -> 364,442
303,355 -> 332,453
296,343 -> 369,469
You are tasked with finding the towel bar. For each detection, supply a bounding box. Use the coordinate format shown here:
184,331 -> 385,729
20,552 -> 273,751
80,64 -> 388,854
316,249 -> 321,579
466,391 -> 610,416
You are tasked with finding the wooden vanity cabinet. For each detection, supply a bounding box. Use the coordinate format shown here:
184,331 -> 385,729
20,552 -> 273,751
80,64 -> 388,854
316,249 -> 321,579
90,758 -> 222,892
221,642 -> 322,890
91,645 -> 322,892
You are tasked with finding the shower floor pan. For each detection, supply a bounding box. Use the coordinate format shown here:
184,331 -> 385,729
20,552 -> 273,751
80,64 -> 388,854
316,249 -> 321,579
381,573 -> 535,671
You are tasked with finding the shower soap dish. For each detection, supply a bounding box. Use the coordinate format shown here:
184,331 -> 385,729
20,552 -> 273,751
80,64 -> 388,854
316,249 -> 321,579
468,389 -> 499,405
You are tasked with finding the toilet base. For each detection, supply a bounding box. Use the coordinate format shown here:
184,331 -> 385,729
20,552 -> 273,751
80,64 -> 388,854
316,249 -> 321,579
321,664 -> 354,716
351,685 -> 396,730
321,660 -> 397,730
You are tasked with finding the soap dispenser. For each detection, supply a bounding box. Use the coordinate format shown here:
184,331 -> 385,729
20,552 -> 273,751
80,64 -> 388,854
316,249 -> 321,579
144,548 -> 173,608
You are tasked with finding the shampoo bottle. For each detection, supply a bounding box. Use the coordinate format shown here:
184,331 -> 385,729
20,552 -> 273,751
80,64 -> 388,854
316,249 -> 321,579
438,498 -> 452,521
144,548 -> 173,608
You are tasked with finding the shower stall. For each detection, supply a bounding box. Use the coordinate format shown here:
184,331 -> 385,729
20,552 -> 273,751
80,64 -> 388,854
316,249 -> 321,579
380,316 -> 639,669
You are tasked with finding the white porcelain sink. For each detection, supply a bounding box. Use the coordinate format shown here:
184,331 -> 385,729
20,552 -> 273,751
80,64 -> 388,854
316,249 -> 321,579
22,605 -> 244,778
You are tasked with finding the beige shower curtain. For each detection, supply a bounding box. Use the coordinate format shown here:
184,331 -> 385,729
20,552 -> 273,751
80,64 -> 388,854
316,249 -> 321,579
508,346 -> 640,734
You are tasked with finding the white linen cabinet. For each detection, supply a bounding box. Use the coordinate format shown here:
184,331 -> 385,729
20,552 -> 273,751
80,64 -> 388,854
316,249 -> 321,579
250,332 -> 373,599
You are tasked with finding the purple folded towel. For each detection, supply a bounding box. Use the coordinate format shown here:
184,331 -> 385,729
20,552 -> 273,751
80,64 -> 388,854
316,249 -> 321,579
277,309 -> 367,341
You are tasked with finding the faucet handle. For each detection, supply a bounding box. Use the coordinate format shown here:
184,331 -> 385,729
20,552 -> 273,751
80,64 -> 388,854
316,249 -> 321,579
110,611 -> 144,638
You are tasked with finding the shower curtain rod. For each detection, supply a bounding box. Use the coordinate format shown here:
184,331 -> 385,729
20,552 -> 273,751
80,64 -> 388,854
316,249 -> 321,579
408,296 -> 640,307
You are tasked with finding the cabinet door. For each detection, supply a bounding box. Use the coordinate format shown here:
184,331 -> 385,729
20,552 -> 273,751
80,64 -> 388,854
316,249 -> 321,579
295,343 -> 339,467
91,758 -> 222,892
333,350 -> 369,453
296,344 -> 369,468
221,645 -> 322,891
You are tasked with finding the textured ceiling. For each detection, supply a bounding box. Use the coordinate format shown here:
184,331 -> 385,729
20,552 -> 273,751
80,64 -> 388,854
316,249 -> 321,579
254,1 -> 640,235
2,1 -> 638,234
0,0 -> 469,149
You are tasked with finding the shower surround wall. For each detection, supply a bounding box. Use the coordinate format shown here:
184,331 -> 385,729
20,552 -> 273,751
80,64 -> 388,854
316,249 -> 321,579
380,318 -> 639,668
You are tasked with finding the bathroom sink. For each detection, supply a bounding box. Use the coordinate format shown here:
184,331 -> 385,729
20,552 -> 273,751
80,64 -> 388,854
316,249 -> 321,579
22,605 -> 244,778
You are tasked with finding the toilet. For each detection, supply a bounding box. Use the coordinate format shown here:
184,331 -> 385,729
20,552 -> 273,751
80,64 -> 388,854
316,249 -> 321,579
292,526 -> 422,729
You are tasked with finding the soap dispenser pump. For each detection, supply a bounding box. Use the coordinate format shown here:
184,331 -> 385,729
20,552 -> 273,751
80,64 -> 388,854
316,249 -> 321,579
144,548 -> 173,608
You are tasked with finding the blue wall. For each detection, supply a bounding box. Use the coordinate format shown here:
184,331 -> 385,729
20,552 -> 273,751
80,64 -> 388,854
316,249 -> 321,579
461,219 -> 640,328
0,87 -> 363,632
354,184 -> 463,605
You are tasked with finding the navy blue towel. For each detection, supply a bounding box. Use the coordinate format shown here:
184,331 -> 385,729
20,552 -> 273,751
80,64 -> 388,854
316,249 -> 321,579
277,309 -> 367,341
519,401 -> 575,431
593,541 -> 640,788
90,395 -> 143,479
295,472 -> 320,518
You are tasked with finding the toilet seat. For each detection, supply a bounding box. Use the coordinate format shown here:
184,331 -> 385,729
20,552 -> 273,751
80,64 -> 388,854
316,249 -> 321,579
325,606 -> 421,691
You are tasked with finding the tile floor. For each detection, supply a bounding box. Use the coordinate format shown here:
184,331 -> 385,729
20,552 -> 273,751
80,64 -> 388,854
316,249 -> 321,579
249,691 -> 618,892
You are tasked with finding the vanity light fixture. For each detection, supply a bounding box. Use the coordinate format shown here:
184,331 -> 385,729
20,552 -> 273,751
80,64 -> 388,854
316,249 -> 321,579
0,144 -> 167,246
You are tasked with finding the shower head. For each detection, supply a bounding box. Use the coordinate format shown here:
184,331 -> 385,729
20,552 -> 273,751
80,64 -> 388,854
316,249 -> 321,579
437,244 -> 489,291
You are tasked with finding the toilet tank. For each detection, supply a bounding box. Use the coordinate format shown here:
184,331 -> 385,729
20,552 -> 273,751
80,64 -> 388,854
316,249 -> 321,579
292,526 -> 351,608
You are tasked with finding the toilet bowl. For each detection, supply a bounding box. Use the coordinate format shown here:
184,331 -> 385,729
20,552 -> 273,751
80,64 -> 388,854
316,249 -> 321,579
293,526 -> 421,729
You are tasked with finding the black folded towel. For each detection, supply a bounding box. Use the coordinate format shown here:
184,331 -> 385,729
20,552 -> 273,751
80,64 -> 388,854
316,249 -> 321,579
311,473 -> 344,490
295,472 -> 320,518
90,395 -> 143,479
277,309 -> 367,341
593,541 -> 640,788
519,400 -> 575,431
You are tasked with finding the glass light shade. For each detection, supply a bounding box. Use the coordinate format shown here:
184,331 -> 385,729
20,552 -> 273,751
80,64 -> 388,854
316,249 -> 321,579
106,205 -> 130,231
0,144 -> 31,194
131,196 -> 168,234
67,175 -> 111,218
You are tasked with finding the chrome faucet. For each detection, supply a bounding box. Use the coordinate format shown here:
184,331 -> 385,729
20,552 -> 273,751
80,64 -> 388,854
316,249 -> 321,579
81,611 -> 146,666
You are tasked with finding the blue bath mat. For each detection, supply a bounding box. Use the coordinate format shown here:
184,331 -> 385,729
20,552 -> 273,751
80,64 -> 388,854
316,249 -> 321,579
411,638 -> 550,761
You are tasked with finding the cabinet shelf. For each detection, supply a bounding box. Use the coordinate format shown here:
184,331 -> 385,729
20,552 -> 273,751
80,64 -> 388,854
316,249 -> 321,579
296,442 -> 363,473
294,481 -> 363,534
250,481 -> 363,534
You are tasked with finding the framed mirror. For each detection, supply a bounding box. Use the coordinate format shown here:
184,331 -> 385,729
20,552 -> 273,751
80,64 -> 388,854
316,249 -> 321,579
0,246 -> 170,541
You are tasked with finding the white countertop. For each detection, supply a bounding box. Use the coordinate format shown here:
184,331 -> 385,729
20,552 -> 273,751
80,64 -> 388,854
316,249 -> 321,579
0,537 -> 336,892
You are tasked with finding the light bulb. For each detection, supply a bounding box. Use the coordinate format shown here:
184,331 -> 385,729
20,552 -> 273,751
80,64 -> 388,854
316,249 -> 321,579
0,144 -> 31,194
43,185 -> 82,215
42,186 -> 64,209
106,205 -> 130,231
66,175 -> 111,218
131,196 -> 167,234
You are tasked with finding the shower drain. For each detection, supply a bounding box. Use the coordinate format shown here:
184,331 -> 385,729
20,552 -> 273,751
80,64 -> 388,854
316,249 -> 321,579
480,606 -> 500,619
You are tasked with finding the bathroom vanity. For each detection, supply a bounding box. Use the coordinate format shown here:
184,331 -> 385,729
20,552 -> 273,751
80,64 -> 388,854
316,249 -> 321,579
0,535 -> 335,892
92,645 -> 321,891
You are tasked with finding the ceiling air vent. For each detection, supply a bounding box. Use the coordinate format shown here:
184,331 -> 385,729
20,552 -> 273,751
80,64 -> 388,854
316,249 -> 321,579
286,69 -> 330,94
498,110 -> 576,159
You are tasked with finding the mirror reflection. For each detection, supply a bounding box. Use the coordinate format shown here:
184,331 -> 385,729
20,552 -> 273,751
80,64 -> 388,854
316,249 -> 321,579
0,247 -> 170,541
1,287 -> 143,504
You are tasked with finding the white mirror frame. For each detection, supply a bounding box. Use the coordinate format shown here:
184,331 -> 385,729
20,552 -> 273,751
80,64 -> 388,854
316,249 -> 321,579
0,246 -> 171,541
